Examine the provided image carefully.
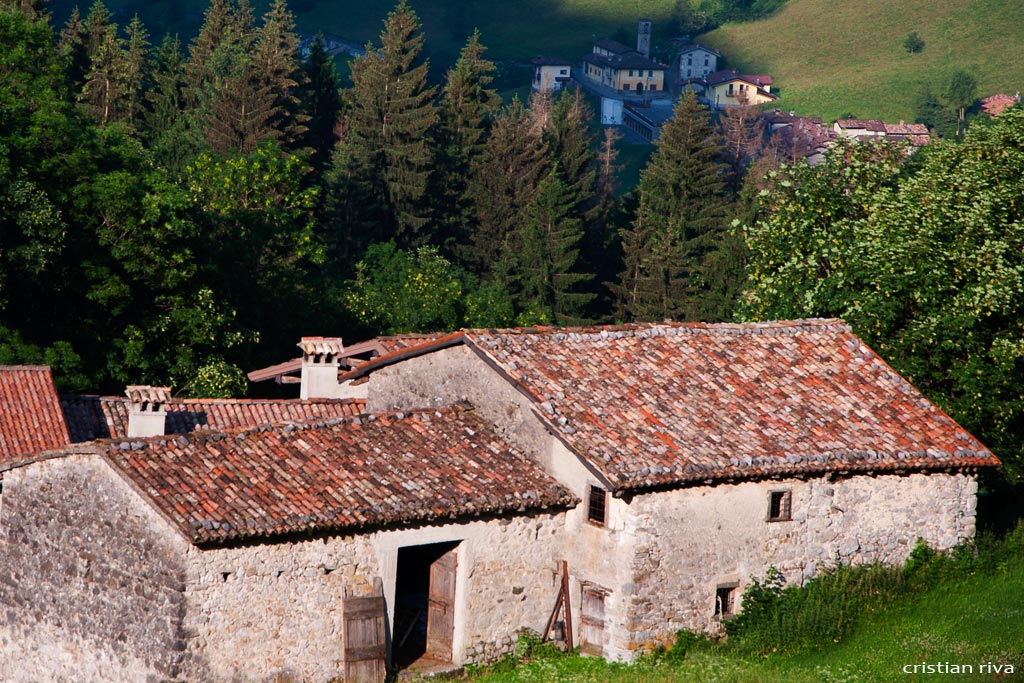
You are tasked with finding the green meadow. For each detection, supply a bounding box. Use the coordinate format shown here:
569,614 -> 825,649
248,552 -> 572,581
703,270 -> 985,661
702,0 -> 1024,121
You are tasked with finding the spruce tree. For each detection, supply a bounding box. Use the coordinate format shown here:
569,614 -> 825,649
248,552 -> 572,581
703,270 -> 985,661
299,32 -> 342,171
615,91 -> 728,321
431,30 -> 501,257
145,34 -> 196,172
342,0 -> 436,245
120,15 -> 151,131
513,167 -> 595,324
80,19 -> 123,125
254,0 -> 306,149
58,7 -> 89,89
466,98 -> 548,277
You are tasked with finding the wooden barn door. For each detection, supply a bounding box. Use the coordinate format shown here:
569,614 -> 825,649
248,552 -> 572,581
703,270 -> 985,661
579,587 -> 606,657
425,547 -> 458,660
342,578 -> 386,683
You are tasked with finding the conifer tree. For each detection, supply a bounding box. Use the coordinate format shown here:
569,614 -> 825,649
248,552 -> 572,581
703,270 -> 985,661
467,98 -> 548,277
342,0 -> 436,245
299,32 -> 342,171
81,19 -> 123,125
58,7 -> 89,88
254,0 -> 306,149
119,15 -> 151,131
431,30 -> 501,256
145,34 -> 196,172
512,167 -> 595,324
615,91 -> 728,321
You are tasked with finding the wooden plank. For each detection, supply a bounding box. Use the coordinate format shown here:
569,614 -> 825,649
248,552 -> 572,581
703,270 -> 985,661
342,578 -> 386,683
562,561 -> 573,654
426,546 -> 458,660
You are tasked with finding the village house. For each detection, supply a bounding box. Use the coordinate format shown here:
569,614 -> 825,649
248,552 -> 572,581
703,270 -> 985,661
582,35 -> 667,96
531,57 -> 573,92
0,320 -> 1000,682
705,69 -> 777,108
677,43 -> 719,81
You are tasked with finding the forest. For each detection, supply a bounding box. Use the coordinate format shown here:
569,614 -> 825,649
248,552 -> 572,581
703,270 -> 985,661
3,0 -> 1024,480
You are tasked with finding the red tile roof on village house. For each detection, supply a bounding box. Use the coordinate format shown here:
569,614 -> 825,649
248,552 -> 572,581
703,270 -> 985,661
341,320 -> 999,492
0,366 -> 70,462
60,395 -> 365,442
706,70 -> 772,88
86,407 -> 576,545
981,93 -> 1019,117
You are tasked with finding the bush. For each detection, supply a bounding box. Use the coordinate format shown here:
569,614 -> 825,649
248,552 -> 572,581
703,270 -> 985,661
904,32 -> 925,53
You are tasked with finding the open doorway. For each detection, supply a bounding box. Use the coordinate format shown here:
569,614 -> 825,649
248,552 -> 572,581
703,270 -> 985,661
392,541 -> 459,671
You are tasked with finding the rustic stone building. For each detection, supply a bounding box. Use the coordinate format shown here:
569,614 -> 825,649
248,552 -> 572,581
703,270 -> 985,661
0,320 -> 1001,681
0,408 -> 575,682
339,319 -> 997,658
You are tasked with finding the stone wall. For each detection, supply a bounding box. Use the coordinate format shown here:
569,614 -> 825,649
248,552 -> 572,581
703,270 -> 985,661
0,454 -> 189,683
623,472 -> 977,650
183,509 -> 570,681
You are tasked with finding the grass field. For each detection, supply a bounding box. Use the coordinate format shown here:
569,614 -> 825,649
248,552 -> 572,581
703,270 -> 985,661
460,532 -> 1024,683
702,0 -> 1024,122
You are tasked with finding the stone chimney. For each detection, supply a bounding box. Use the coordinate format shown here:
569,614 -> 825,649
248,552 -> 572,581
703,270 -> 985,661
298,337 -> 345,399
126,385 -> 171,438
637,19 -> 652,58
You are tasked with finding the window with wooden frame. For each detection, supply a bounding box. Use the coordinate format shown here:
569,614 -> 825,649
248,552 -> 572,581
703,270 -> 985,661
714,583 -> 738,618
586,485 -> 608,527
767,489 -> 793,522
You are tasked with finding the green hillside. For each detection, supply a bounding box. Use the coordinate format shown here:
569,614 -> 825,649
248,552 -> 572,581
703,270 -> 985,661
702,0 -> 1024,122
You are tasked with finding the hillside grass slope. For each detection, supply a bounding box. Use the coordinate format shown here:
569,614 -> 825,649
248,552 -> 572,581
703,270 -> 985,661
702,0 -> 1024,122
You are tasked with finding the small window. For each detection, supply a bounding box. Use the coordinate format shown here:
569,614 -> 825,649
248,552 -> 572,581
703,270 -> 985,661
587,485 -> 608,526
715,584 -> 737,617
767,490 -> 792,522
623,83 -> 631,91
628,69 -> 634,77
648,69 -> 653,77
650,84 -> 657,92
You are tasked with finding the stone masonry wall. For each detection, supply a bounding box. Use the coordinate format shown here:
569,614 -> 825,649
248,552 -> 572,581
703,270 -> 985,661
624,472 -> 977,649
0,455 -> 190,683
183,509 -> 569,682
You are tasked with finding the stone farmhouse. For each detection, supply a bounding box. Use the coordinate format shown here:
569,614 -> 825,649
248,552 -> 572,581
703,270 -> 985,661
0,320 -> 1000,682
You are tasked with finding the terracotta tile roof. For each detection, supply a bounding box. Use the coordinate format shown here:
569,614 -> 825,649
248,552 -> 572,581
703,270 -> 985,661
60,395 -> 365,442
835,119 -> 886,133
981,93 -> 1019,117
0,366 -> 70,461
707,70 -> 773,88
95,408 -> 576,544
342,321 -> 999,491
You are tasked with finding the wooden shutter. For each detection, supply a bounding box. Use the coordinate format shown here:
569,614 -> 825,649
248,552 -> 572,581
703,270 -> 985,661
342,578 -> 386,683
426,546 -> 458,659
